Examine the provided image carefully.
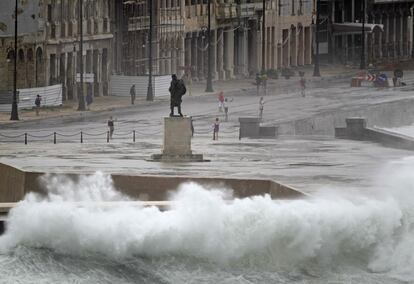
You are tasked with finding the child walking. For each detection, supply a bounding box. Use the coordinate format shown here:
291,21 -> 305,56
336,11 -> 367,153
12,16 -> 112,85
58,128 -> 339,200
217,92 -> 225,112
107,116 -> 115,139
259,97 -> 264,121
213,117 -> 220,140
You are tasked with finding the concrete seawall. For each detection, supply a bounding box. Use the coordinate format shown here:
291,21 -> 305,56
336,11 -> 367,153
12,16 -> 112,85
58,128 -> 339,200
0,163 -> 304,204
277,97 -> 414,136
335,118 -> 414,150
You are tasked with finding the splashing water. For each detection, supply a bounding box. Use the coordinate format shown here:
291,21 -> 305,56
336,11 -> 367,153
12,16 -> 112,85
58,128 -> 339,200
0,162 -> 414,283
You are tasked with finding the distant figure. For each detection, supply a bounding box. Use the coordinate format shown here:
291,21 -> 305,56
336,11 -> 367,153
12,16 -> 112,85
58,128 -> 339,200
190,117 -> 194,137
259,97 -> 264,121
169,74 -> 187,117
213,117 -> 220,140
261,73 -> 268,96
300,76 -> 306,97
86,93 -> 93,110
223,97 -> 233,122
34,94 -> 42,116
107,116 -> 115,139
218,91 -> 225,112
255,73 -> 261,96
130,84 -> 136,105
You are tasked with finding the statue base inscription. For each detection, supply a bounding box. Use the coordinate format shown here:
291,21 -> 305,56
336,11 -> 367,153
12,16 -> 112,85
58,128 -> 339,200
150,117 -> 207,162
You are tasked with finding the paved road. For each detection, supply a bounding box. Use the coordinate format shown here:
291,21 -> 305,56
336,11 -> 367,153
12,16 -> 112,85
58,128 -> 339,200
1,73 -> 414,194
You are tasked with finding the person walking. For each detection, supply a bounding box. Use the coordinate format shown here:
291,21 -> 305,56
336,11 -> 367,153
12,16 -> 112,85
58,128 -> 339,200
190,117 -> 194,137
217,91 -> 225,112
213,117 -> 220,140
255,73 -> 261,96
107,116 -> 115,139
261,73 -> 268,96
259,97 -> 265,121
86,92 -> 93,110
34,94 -> 42,116
223,98 -> 233,122
130,84 -> 136,105
300,76 -> 306,97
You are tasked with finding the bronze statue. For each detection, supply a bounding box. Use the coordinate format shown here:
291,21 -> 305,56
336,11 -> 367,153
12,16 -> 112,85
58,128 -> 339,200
169,74 -> 186,117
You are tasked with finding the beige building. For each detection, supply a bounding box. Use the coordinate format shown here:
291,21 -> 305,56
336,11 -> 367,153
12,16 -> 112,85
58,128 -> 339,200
0,0 -> 112,100
320,0 -> 414,65
115,0 -> 314,80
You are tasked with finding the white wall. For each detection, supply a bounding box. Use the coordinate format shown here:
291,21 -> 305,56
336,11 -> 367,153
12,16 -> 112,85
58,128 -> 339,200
0,84 -> 62,112
110,75 -> 170,98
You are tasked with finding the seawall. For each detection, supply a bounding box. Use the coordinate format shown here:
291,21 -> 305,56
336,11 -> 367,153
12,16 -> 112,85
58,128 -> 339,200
277,97 -> 414,136
335,117 -> 414,150
0,163 -> 304,204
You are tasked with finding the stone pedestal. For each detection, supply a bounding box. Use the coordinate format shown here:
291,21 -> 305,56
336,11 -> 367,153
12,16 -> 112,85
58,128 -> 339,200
151,117 -> 205,162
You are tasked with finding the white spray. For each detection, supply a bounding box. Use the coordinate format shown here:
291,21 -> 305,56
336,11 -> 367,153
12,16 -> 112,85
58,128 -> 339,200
0,162 -> 413,281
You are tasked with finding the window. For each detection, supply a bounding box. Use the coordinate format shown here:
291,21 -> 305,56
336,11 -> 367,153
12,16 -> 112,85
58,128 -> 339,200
18,49 -> 25,63
6,50 -> 15,62
47,4 -> 52,22
27,48 -> 34,61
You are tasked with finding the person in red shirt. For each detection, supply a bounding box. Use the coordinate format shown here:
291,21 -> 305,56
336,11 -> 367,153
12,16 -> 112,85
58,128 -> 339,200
217,92 -> 225,112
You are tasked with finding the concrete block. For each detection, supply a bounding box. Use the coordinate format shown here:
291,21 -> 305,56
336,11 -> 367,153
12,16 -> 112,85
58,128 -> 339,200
336,117 -> 414,151
239,117 -> 260,139
259,126 -> 278,138
345,117 -> 367,139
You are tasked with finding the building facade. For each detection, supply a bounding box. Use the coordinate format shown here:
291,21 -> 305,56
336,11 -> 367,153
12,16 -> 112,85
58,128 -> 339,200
319,0 -> 414,66
0,0 -> 113,100
114,0 -> 314,81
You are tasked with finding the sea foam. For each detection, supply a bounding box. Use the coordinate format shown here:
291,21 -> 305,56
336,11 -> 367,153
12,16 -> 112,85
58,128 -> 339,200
0,162 -> 413,281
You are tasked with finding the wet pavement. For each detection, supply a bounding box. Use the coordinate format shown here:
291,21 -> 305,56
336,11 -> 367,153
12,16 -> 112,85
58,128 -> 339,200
1,69 -> 414,195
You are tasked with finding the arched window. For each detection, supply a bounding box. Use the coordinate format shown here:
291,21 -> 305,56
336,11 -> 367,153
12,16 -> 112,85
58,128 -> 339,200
27,48 -> 34,61
35,47 -> 44,87
36,47 -> 43,64
18,49 -> 25,63
6,50 -> 15,62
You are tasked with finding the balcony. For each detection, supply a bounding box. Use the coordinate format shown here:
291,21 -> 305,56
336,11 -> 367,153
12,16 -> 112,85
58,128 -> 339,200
237,2 -> 261,18
128,16 -> 150,31
103,17 -> 109,33
216,3 -> 237,20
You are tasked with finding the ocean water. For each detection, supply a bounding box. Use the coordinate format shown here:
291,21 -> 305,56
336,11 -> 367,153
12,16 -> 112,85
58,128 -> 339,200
386,124 -> 414,138
0,161 -> 414,284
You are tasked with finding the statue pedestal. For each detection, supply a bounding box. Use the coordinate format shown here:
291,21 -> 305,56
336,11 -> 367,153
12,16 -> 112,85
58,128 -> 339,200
151,117 -> 206,162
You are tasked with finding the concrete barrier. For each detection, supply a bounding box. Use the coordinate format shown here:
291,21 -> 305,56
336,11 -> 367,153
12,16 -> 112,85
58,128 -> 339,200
277,97 -> 414,136
239,117 -> 278,139
335,117 -> 414,150
0,163 -> 304,204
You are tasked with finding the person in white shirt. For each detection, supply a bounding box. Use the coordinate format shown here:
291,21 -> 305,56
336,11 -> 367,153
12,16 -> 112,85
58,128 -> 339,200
259,97 -> 264,121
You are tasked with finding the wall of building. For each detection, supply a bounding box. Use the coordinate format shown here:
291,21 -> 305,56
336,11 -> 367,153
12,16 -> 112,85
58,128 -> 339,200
115,0 -> 315,81
0,0 -> 113,101
324,0 -> 414,65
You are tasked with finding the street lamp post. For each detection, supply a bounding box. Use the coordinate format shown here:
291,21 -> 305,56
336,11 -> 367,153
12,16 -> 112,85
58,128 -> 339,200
10,0 -> 19,120
205,0 -> 214,92
78,0 -> 86,111
360,0 -> 366,69
147,0 -> 154,101
261,0 -> 266,73
313,0 -> 321,77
